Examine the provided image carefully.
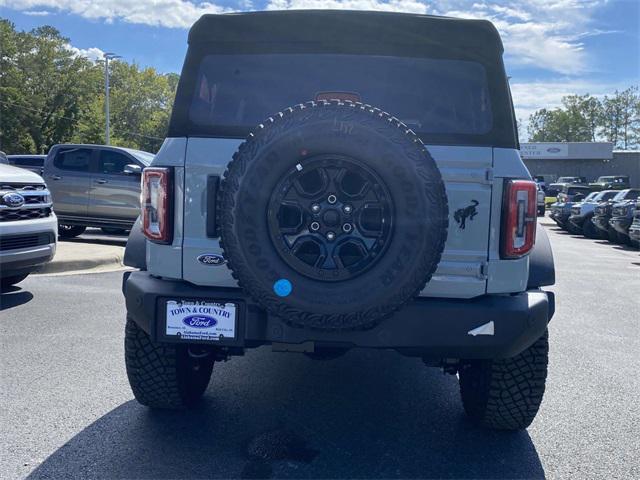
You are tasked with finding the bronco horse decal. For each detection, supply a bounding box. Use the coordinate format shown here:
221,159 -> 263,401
454,200 -> 479,230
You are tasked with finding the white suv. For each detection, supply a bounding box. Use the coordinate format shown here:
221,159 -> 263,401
0,163 -> 57,289
121,11 -> 556,431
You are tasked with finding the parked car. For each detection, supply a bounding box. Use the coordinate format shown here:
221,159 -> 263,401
627,203 -> 640,248
0,163 -> 57,290
121,10 -> 555,431
568,190 -> 619,238
545,180 -> 589,206
537,183 -> 545,216
0,151 -> 8,164
609,199 -> 639,246
591,189 -> 640,243
533,174 -> 555,192
589,175 -> 630,191
557,176 -> 587,185
43,144 -> 153,238
6,154 -> 46,175
549,192 -> 598,231
556,185 -> 591,203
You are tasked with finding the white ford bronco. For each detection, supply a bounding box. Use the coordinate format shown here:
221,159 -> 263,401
122,10 -> 555,430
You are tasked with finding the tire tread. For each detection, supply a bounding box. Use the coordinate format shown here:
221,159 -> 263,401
459,330 -> 549,430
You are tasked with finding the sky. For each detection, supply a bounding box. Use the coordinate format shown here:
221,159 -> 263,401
1,0 -> 638,135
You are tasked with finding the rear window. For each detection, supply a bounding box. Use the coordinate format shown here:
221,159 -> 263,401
189,54 -> 492,136
597,191 -> 618,201
625,190 -> 640,200
567,187 -> 590,195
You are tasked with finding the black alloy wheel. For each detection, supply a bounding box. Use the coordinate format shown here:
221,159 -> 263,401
268,155 -> 393,282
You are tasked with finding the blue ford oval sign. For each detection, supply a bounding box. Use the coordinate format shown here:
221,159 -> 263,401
197,253 -> 226,266
546,147 -> 561,153
2,192 -> 25,208
182,315 -> 218,328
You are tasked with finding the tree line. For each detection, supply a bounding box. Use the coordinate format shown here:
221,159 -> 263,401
0,19 -> 178,154
2,19 -> 639,154
526,87 -> 640,149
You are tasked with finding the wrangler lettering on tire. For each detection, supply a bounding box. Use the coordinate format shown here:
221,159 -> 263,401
218,101 -> 448,330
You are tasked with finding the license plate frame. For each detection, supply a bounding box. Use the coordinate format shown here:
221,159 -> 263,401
164,299 -> 237,342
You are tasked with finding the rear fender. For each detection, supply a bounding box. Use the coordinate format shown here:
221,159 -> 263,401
124,216 -> 146,270
527,226 -> 555,288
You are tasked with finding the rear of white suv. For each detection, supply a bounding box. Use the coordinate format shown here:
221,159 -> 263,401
0,164 -> 57,289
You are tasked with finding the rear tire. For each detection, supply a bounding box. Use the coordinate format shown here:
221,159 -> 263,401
124,318 -> 214,409
566,222 -> 580,235
458,330 -> 549,430
1,273 -> 29,290
582,217 -> 599,239
58,225 -> 86,238
607,228 -> 622,244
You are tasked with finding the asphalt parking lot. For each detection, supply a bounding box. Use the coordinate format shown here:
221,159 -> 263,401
1,219 -> 639,479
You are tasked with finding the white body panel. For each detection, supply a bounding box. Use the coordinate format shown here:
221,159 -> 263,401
146,138 -> 532,298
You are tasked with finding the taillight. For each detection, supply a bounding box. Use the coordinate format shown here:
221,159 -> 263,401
141,167 -> 172,244
501,179 -> 536,258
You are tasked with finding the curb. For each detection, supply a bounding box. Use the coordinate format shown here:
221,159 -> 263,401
36,247 -> 125,276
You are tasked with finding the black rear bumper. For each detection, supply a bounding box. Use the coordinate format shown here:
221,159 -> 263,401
123,271 -> 554,359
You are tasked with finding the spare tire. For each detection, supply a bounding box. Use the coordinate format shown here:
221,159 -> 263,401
218,101 -> 448,330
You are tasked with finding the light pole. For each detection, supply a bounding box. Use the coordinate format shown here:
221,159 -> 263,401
103,52 -> 121,145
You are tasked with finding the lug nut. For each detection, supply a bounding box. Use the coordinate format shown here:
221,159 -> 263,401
310,221 -> 320,231
343,204 -> 353,214
327,194 -> 337,204
326,231 -> 336,241
311,204 -> 321,213
342,223 -> 353,233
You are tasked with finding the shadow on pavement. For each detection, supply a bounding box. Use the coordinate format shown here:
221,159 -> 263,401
27,349 -> 544,479
0,288 -> 34,310
60,236 -> 127,247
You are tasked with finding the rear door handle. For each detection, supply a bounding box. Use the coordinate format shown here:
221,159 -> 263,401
95,179 -> 108,184
51,175 -> 62,180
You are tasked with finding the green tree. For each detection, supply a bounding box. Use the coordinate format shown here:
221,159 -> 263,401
0,20 -> 178,155
525,91 -> 640,146
577,95 -> 603,142
527,106 -> 590,143
0,20 -> 102,153
107,62 -> 178,152
601,87 -> 640,149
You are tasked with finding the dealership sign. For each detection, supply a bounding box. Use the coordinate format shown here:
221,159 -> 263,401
520,143 -> 569,159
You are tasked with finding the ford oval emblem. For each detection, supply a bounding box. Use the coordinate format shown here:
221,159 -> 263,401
546,147 -> 561,153
183,315 -> 218,328
2,192 -> 25,208
198,253 -> 226,266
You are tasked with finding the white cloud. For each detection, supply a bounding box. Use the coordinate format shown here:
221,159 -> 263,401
65,44 -> 106,62
1,0 -> 613,74
0,1 -> 232,29
266,0 -> 428,13
23,10 -> 51,16
434,1 -> 609,75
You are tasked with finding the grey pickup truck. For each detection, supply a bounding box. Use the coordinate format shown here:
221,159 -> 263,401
121,10 -> 555,431
43,144 -> 154,237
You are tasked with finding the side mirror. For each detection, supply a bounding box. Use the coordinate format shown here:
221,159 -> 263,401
124,164 -> 142,175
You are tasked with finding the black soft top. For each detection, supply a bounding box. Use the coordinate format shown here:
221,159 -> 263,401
188,10 -> 503,58
170,10 -> 517,148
